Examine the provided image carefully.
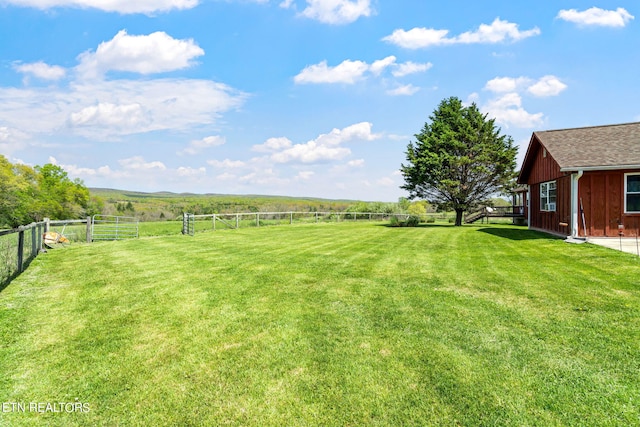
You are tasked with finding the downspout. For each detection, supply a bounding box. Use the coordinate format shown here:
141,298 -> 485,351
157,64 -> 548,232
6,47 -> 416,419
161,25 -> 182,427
527,185 -> 531,230
571,170 -> 584,238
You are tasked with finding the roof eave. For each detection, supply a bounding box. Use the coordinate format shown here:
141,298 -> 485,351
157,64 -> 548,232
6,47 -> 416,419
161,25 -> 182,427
560,164 -> 640,172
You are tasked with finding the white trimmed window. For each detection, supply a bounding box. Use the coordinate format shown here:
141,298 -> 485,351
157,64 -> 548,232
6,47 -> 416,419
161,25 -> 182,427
625,173 -> 640,213
540,181 -> 556,212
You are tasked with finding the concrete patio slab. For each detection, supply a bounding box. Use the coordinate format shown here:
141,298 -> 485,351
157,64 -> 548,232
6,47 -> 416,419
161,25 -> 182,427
587,237 -> 640,257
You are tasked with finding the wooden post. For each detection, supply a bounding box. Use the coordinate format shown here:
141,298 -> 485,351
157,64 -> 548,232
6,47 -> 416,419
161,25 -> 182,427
44,217 -> 50,233
213,214 -> 216,231
37,223 -> 42,252
31,225 -> 37,257
17,227 -> 25,273
86,216 -> 92,243
290,212 -> 293,224
256,213 -> 259,227
236,214 -> 239,229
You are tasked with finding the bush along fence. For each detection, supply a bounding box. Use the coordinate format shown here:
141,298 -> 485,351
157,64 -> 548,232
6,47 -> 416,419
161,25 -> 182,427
0,215 -> 139,287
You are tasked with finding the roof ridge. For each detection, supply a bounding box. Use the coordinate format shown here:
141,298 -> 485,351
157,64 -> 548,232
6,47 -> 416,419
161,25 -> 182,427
535,121 -> 640,134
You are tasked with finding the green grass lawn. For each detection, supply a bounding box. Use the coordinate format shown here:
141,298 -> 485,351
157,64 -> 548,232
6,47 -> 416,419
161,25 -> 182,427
0,222 -> 639,426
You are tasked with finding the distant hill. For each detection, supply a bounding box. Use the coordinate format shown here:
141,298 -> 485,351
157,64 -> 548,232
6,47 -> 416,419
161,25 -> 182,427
89,188 -> 361,221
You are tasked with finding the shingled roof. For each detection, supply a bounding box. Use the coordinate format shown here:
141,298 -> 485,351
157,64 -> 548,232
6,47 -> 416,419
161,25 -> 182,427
519,122 -> 640,183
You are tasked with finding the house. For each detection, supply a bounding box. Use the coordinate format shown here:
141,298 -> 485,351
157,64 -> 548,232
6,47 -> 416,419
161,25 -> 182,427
517,122 -> 640,238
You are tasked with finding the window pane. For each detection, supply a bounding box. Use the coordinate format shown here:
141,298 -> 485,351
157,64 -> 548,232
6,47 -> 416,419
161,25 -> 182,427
627,194 -> 640,212
627,175 -> 640,193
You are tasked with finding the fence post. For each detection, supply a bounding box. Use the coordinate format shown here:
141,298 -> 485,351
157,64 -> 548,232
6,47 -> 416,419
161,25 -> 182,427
17,228 -> 25,273
256,213 -> 259,227
236,214 -> 239,229
86,216 -> 92,243
31,225 -> 37,259
37,223 -> 42,252
290,212 -> 293,224
44,217 -> 50,233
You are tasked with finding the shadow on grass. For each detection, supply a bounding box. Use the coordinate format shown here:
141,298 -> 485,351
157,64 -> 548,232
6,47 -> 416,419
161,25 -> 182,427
476,227 -> 558,241
375,223 -> 454,229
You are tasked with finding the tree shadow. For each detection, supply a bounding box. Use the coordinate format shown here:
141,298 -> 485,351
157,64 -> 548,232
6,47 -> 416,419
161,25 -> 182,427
476,227 -> 559,241
375,223 -> 454,229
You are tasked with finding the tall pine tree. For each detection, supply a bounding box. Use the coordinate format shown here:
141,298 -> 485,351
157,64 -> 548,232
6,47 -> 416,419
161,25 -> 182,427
401,97 -> 517,226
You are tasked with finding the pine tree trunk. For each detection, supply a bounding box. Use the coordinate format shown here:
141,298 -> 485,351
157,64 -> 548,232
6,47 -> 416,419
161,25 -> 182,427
455,209 -> 464,226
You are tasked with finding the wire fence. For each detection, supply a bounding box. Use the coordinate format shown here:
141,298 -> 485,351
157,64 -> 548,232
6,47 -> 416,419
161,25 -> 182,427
0,216 -> 129,287
181,211 -> 463,234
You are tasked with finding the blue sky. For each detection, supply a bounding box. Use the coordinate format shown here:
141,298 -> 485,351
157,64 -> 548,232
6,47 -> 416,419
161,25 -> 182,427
0,1 -> 638,201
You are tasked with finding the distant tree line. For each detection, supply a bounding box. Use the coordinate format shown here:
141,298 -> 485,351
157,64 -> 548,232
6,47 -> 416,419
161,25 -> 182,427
0,155 -> 102,228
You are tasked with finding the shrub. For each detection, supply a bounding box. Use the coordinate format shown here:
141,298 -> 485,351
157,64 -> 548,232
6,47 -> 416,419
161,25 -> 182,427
406,215 -> 420,227
389,216 -> 401,227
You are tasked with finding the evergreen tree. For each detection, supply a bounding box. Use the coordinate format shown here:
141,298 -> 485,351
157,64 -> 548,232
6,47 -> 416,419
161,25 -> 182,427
401,97 -> 517,226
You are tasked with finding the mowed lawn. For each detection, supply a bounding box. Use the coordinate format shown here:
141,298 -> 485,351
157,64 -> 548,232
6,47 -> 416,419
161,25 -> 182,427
0,222 -> 639,426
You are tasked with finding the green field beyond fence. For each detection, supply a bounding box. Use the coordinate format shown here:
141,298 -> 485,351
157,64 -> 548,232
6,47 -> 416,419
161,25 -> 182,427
1,222 -> 639,426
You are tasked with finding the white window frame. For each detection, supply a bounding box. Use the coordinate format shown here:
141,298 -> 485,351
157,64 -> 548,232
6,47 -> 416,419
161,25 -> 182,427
540,180 -> 557,212
624,173 -> 640,213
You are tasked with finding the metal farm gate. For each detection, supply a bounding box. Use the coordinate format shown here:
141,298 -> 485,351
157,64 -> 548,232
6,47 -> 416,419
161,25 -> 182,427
182,213 -> 195,236
91,215 -> 139,241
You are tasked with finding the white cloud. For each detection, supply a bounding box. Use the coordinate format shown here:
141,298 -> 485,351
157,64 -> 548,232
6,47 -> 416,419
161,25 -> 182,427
386,84 -> 420,96
455,18 -> 540,44
0,78 -> 245,140
239,168 -> 288,186
383,18 -> 540,49
526,75 -> 567,97
0,126 -> 29,155
294,57 -> 431,85
484,76 -> 531,93
279,0 -> 294,8
392,61 -> 433,77
53,156 -> 215,189
482,93 -> 544,128
376,177 -> 395,187
177,166 -> 206,177
77,30 -> 204,79
207,159 -> 246,168
294,59 -> 369,84
347,159 -> 365,167
269,122 -> 380,164
300,0 -> 373,24
271,142 -> 351,163
119,156 -> 167,171
382,28 -> 450,49
2,0 -> 198,14
557,7 -> 634,27
485,75 -> 567,98
14,61 -> 66,81
296,171 -> 314,180
70,102 -> 148,128
180,135 -> 226,155
370,56 -> 397,76
479,75 -> 566,129
252,137 -> 293,152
